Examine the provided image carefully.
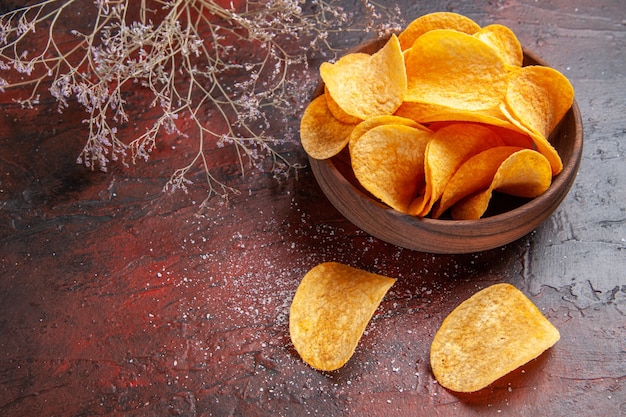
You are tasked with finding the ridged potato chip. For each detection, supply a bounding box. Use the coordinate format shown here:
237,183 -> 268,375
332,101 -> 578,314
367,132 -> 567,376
398,12 -> 481,50
289,262 -> 396,371
351,124 -> 432,213
320,34 -> 407,120
300,94 -> 355,160
451,148 -> 552,220
430,283 -> 560,393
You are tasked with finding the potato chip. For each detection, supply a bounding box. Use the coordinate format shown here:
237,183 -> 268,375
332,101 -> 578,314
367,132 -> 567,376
394,101 -> 523,132
320,34 -> 407,119
501,65 -> 575,175
289,262 -> 396,371
398,12 -> 481,50
324,85 -> 362,124
409,124 -> 504,217
348,114 -> 429,154
404,29 -> 508,111
451,148 -> 552,219
300,94 -> 355,160
351,124 -> 431,213
474,24 -> 523,67
433,146 -> 524,218
430,283 -> 560,393
483,124 -> 535,149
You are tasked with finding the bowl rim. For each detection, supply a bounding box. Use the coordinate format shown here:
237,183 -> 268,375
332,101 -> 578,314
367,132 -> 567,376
307,42 -> 583,253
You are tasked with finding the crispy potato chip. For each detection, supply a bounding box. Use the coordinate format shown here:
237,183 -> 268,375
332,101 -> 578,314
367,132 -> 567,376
430,283 -> 560,393
409,124 -> 504,217
348,114 -> 429,154
320,35 -> 407,119
426,122 -> 535,149
505,65 -> 575,138
404,29 -> 508,111
289,262 -> 396,371
352,125 -> 431,213
398,12 -> 481,50
324,85 -> 362,124
451,148 -> 552,219
474,24 -> 523,67
484,124 -> 535,149
501,65 -> 575,175
394,101 -> 523,131
433,146 -> 524,218
300,94 -> 355,160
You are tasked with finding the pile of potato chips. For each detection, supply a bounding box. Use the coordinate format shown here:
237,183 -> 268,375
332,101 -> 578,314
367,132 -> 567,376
289,263 -> 560,394
300,12 -> 574,219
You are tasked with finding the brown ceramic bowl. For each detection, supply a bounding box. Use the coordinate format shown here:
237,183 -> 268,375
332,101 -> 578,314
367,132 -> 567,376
308,37 -> 583,254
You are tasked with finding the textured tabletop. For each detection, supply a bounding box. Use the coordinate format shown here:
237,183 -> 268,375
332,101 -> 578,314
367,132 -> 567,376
1,1 -> 624,416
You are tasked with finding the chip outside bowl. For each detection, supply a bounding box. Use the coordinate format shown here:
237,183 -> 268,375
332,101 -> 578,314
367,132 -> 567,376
307,39 -> 583,254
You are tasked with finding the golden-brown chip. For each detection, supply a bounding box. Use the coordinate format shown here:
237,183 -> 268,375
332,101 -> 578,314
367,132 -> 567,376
398,12 -> 481,50
484,124 -> 535,149
324,85 -> 362,124
409,123 -> 504,217
433,146 -> 523,218
320,34 -> 407,119
394,101 -> 524,133
289,262 -> 396,371
474,24 -> 523,67
501,65 -> 575,175
404,29 -> 508,111
348,114 -> 429,154
300,94 -> 355,160
430,283 -> 560,393
351,124 -> 431,213
450,148 -> 552,219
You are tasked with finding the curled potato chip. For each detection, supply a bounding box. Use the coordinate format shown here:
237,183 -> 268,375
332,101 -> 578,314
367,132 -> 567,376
474,24 -> 523,67
394,101 -> 522,131
431,283 -> 560,393
484,125 -> 535,149
348,114 -> 429,154
434,146 -> 524,218
289,262 -> 396,371
300,94 -> 355,160
352,124 -> 431,213
350,125 -> 432,213
324,85 -> 362,124
409,124 -> 504,217
505,65 -> 575,138
501,65 -> 575,175
451,148 -> 552,219
404,29 -> 508,111
320,35 -> 407,119
398,12 -> 481,50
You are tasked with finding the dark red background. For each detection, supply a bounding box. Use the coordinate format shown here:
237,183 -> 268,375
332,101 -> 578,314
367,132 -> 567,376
1,1 -> 624,416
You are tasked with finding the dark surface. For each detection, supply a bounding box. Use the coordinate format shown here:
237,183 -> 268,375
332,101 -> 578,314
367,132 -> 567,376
1,1 -> 625,416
